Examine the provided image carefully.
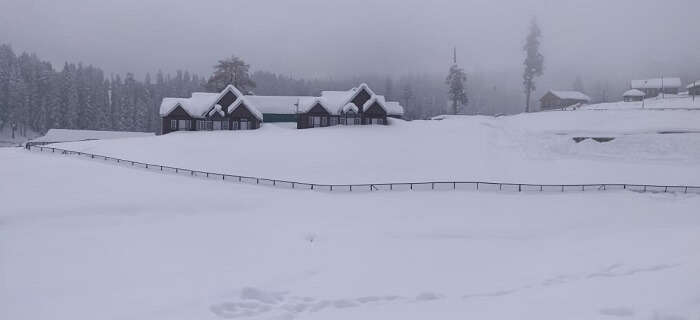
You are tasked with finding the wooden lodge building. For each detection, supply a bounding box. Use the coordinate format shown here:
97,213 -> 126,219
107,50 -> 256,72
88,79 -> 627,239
622,89 -> 645,102
159,83 -> 404,134
630,77 -> 681,98
539,90 -> 591,110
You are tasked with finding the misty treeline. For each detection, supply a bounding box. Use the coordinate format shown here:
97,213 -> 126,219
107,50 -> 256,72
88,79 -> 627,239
0,44 -> 461,135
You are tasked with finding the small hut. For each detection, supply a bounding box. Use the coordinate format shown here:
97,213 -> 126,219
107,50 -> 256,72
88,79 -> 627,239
622,89 -> 645,102
687,81 -> 700,97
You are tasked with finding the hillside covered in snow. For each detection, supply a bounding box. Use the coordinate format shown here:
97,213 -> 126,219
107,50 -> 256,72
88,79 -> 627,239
2,109 -> 700,320
52,110 -> 700,185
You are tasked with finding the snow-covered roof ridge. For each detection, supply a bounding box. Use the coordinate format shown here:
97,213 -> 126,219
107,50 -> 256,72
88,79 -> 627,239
362,95 -> 388,112
623,89 -> 646,97
548,90 -> 591,102
228,96 -> 264,121
631,78 -> 682,89
299,97 -> 332,114
208,104 -> 225,117
159,92 -> 220,117
341,103 -> 359,114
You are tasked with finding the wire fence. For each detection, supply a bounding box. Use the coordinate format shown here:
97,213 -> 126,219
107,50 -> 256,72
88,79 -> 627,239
26,145 -> 700,194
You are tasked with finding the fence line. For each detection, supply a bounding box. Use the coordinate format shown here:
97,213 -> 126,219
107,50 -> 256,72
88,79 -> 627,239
26,145 -> 700,194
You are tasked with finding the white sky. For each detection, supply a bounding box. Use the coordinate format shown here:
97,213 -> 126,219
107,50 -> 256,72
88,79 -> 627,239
1,0 -> 698,80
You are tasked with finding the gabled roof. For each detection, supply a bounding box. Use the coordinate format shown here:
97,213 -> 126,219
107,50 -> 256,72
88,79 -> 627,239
623,89 -> 646,97
299,97 -> 332,114
631,78 -> 682,89
341,83 -> 376,107
362,96 -> 388,113
543,90 -> 591,102
228,96 -> 264,121
341,103 -> 359,114
159,92 -> 220,117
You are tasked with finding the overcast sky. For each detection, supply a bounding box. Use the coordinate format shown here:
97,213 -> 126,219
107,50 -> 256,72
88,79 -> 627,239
1,0 -> 698,80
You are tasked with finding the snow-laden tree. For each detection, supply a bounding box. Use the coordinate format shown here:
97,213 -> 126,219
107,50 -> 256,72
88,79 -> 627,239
206,55 -> 256,93
446,57 -> 468,115
523,18 -> 544,113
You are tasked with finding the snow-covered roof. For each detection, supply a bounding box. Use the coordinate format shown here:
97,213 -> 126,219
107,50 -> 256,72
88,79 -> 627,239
385,101 -> 405,116
245,96 -> 306,114
687,81 -> 700,89
30,129 -> 154,144
623,89 -> 646,97
547,90 -> 591,102
341,103 -> 359,114
299,97 -> 332,113
159,92 -> 220,117
160,83 -> 404,119
362,96 -> 388,113
631,78 -> 682,89
228,96 -> 264,121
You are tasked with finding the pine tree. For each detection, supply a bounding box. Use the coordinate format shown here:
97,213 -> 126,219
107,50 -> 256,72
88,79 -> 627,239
523,18 -> 544,113
206,55 -> 256,93
446,48 -> 468,115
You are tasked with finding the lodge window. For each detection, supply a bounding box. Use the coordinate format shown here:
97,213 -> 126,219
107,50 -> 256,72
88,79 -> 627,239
205,120 -> 213,131
321,116 -> 328,127
213,120 -> 222,131
330,116 -> 338,126
311,116 -> 322,127
177,120 -> 190,131
222,120 -> 229,130
170,120 -> 177,129
240,119 -> 249,130
196,120 -> 205,131
233,120 -> 240,130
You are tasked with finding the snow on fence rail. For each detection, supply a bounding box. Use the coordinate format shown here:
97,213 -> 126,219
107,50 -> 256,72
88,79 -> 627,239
26,145 -> 700,194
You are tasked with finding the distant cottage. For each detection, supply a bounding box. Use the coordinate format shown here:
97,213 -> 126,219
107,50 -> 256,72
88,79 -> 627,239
630,77 -> 681,98
622,89 -> 645,102
687,81 -> 700,97
539,90 -> 591,110
159,83 -> 404,134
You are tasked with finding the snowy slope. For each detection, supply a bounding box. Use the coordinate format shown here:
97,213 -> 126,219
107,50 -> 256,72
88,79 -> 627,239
1,148 -> 700,320
581,94 -> 700,110
29,128 -> 155,144
52,110 -> 700,185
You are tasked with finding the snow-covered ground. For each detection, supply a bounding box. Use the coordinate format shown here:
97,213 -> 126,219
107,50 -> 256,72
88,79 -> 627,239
581,94 -> 700,110
1,147 -> 700,320
28,128 -> 155,144
52,110 -> 700,185
3,109 -> 700,320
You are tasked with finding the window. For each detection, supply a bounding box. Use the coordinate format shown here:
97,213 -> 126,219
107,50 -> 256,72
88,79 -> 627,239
213,121 -> 222,130
170,120 -> 177,129
321,116 -> 328,127
196,120 -> 206,131
222,120 -> 229,130
205,120 -> 213,131
233,120 -> 240,130
312,116 -> 321,127
177,120 -> 189,131
330,116 -> 338,126
240,119 -> 249,130
371,118 -> 384,125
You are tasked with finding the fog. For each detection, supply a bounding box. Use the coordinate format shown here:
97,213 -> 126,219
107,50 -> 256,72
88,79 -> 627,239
1,0 -> 699,95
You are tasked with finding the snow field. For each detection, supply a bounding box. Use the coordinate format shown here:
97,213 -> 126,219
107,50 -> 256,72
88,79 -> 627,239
52,110 -> 700,185
1,148 -> 700,320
